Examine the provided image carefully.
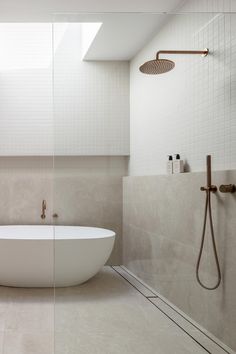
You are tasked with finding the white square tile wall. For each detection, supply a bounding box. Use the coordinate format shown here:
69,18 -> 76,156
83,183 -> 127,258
180,0 -> 233,13
0,24 -> 54,156
129,12 -> 236,175
54,23 -> 130,156
0,23 -> 130,156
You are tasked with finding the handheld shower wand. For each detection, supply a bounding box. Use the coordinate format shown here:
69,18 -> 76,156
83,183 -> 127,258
197,155 -> 221,290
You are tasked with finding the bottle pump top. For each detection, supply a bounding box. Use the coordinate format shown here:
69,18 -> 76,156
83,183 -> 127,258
168,155 -> 173,161
175,154 -> 180,159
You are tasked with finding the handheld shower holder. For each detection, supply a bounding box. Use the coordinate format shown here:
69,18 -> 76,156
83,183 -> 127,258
200,185 -> 217,192
200,155 -> 217,193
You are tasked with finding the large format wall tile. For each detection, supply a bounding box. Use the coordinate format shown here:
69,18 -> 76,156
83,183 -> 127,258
0,156 -> 126,264
123,170 -> 236,351
53,175 -> 123,264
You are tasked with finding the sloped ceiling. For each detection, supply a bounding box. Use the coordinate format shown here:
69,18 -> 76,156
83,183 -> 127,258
81,14 -> 169,61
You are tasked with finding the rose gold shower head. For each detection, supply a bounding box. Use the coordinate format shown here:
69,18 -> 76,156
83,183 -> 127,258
139,58 -> 175,75
139,49 -> 209,75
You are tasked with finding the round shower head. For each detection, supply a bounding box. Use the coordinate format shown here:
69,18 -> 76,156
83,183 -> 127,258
139,58 -> 175,75
139,49 -> 209,75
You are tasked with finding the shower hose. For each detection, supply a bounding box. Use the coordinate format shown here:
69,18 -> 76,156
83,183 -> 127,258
196,188 -> 221,290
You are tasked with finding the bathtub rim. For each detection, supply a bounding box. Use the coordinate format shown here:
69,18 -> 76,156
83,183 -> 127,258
0,225 -> 116,240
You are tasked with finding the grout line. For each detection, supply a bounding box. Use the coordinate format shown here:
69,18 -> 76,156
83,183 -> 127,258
118,266 -> 233,354
1,331 -> 5,354
111,266 -> 211,354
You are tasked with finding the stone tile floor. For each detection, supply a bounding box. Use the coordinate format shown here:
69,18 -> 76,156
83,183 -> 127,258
0,266 -> 230,354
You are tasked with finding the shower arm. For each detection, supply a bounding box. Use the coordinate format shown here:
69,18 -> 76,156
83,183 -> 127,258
156,49 -> 209,60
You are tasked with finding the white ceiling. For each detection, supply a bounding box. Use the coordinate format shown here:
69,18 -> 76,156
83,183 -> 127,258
0,0 -> 185,22
1,0 -> 233,61
0,0 -> 234,23
81,14 -> 169,61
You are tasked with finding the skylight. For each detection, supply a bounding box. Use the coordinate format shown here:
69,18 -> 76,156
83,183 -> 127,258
81,22 -> 102,60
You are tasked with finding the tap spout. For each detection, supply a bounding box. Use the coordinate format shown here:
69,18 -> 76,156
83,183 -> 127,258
41,200 -> 46,220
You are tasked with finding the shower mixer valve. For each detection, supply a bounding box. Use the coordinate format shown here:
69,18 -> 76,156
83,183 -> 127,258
219,184 -> 236,193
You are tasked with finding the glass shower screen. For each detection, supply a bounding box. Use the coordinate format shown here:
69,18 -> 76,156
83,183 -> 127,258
52,11 -> 236,354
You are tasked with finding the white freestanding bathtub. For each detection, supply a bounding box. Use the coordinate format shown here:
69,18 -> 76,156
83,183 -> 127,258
0,225 -> 115,288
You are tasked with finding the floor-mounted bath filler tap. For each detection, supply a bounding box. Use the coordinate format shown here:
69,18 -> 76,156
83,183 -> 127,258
41,200 -> 46,220
197,155 -> 221,290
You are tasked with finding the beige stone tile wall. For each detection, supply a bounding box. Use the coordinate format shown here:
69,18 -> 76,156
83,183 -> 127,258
123,170 -> 236,351
0,156 -> 127,264
53,175 -> 123,264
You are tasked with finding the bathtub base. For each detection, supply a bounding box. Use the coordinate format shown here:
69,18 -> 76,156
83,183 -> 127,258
0,226 -> 115,288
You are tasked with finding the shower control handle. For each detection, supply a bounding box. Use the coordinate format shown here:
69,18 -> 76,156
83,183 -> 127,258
219,184 -> 236,193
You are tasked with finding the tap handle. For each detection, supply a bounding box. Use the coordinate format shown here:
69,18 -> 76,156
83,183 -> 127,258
41,200 -> 47,219
219,184 -> 236,193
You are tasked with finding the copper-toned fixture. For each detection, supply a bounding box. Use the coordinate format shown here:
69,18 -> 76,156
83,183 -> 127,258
197,155 -> 221,290
200,155 -> 217,193
139,49 -> 209,75
41,200 -> 47,220
219,184 -> 236,193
